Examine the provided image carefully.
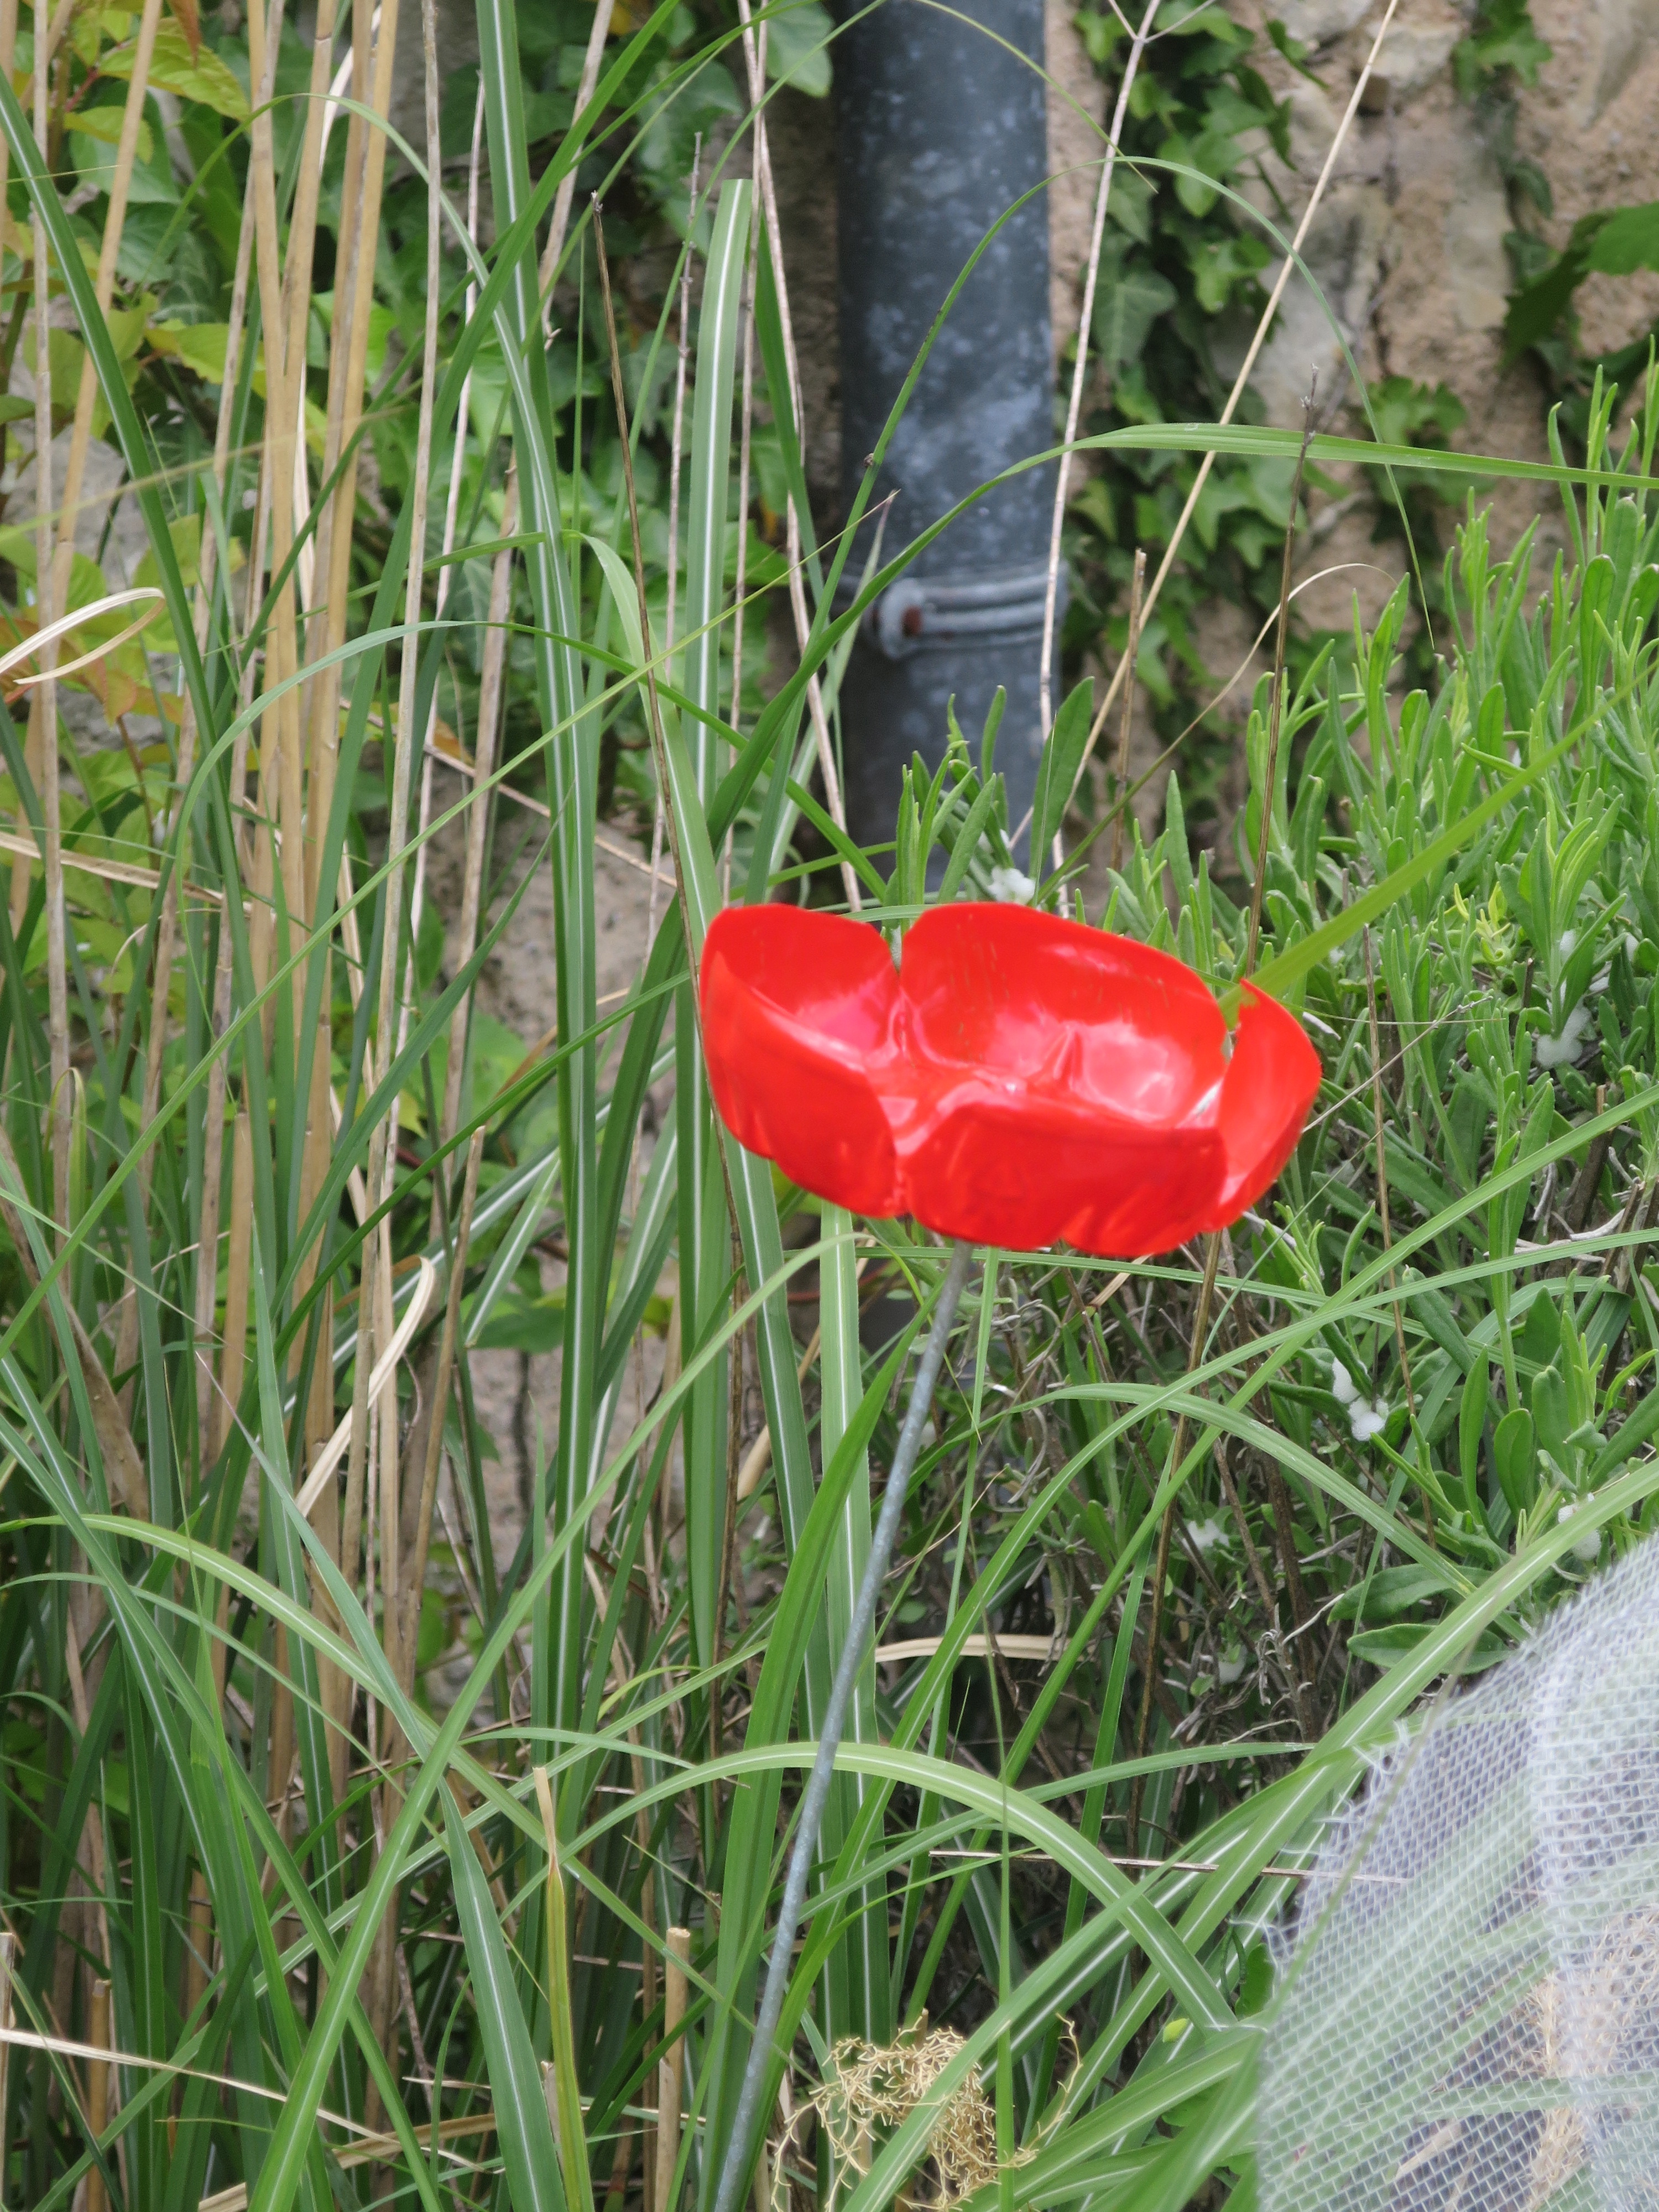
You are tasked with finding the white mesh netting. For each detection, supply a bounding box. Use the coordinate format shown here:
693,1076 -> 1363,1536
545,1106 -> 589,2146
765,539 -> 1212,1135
1259,1536 -> 1659,2212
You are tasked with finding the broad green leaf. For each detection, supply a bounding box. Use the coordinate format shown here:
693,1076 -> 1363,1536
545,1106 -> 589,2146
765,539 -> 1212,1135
100,20 -> 249,117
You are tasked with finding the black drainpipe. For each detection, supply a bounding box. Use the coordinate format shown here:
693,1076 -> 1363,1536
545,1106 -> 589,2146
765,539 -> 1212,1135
832,0 -> 1057,862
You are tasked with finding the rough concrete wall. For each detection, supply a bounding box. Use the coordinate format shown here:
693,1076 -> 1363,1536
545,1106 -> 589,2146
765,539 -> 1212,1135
1046,0 -> 1108,358
774,0 -> 1659,635
768,88 -> 843,513
1234,0 -> 1659,632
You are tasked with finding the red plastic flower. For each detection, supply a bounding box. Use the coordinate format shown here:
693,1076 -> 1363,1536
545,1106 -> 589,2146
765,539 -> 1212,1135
699,903 -> 1320,1258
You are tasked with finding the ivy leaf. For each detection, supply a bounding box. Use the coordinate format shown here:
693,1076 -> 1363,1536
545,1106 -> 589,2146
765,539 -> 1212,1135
1092,259 -> 1177,374
1107,165 -> 1154,247
1265,18 -> 1324,86
1188,231 -> 1269,314
765,0 -> 832,98
1587,201 -> 1659,276
1505,199 -> 1659,366
1453,0 -> 1551,95
1502,210 -> 1605,363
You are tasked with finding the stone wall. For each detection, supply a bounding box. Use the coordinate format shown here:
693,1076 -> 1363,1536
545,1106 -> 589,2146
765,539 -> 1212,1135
773,0 -> 1659,658
1239,0 -> 1659,634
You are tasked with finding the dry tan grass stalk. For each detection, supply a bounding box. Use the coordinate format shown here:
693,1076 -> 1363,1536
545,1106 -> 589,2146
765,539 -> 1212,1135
49,0 -> 164,622
303,0 -> 403,1009
1039,0 -> 1156,784
194,2111 -> 499,2210
307,0 -> 404,776
295,1256 -> 436,1518
399,3 -> 475,1200
1107,545 -> 1143,874
371,0 -> 440,1689
345,0 -> 428,2105
244,0 -> 306,949
301,10 -> 374,765
272,0 -> 338,582
266,0 -> 352,1798
127,90 -> 259,1422
0,826 -> 182,896
656,1924 -> 692,2212
542,0 -> 612,304
29,2 -> 65,1223
731,0 -> 857,911
0,1931 -> 13,2159
1516,1908 -> 1659,2211
215,0 -> 289,1449
86,1973 -> 110,2212
411,83 -> 488,1179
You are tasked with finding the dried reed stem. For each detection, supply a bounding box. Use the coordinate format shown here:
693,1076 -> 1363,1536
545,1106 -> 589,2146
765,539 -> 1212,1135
1039,0 -> 1157,849
31,0 -> 65,1224
1075,0 -> 1405,769
1365,924 -> 1416,1417
85,1974 -> 109,2212
1241,392 -> 1315,974
144,72 -> 259,1429
656,1924 -> 692,2212
1108,545 -> 1144,874
732,0 -> 859,910
0,1929 -> 12,2158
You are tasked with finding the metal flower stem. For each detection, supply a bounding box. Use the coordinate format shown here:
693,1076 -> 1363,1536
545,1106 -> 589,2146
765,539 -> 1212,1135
713,1237 -> 977,2212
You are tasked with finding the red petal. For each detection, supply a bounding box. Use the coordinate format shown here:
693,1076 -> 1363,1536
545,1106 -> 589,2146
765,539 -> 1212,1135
1209,983 -> 1323,1222
699,906 -> 906,1215
900,1087 -> 1228,1255
697,903 -> 1321,1257
897,907 -> 1232,1255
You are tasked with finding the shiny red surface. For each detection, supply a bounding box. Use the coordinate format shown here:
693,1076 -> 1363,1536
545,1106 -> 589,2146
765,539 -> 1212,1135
699,902 -> 1322,1258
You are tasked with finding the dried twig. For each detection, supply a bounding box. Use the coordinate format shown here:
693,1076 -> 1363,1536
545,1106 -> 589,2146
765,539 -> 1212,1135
1364,923 -> 1416,1416
1108,546 -> 1145,874
656,1926 -> 691,2212
1127,1233 -> 1223,1856
1074,0 -> 1407,771
1041,0 -> 1159,879
732,0 -> 859,910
